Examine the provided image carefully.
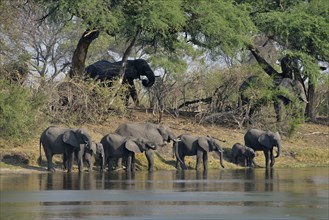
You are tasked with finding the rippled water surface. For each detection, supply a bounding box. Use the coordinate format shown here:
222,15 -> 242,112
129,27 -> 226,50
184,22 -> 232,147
1,168 -> 328,219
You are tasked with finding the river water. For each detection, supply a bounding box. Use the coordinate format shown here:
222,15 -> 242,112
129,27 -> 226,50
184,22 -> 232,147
0,168 -> 328,220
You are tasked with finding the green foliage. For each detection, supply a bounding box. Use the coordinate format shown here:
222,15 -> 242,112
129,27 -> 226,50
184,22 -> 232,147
254,10 -> 329,61
183,0 -> 256,57
0,77 -> 46,143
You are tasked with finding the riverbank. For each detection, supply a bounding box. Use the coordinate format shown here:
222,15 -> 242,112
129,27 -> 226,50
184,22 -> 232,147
1,110 -> 328,173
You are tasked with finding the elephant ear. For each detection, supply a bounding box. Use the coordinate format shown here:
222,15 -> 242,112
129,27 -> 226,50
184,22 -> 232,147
198,137 -> 209,152
125,140 -> 142,153
279,78 -> 307,103
63,130 -> 80,148
258,133 -> 272,149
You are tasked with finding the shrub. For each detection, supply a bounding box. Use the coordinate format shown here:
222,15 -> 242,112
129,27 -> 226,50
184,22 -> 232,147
0,76 -> 46,143
42,77 -> 127,125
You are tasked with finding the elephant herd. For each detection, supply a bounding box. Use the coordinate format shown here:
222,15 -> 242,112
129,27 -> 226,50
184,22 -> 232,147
39,122 -> 282,173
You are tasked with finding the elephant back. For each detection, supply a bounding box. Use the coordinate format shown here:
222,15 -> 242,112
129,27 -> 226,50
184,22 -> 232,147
115,122 -> 164,146
85,60 -> 121,80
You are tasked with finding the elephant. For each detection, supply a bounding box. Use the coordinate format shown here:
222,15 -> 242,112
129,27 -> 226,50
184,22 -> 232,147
114,122 -> 179,169
231,143 -> 256,167
239,75 -> 308,123
174,134 -> 225,171
85,59 -> 156,105
115,122 -> 178,147
63,141 -> 105,172
39,126 -> 93,173
100,133 -> 156,172
244,128 -> 282,169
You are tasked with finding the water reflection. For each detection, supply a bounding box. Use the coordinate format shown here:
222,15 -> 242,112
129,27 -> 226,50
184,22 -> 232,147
1,168 -> 328,220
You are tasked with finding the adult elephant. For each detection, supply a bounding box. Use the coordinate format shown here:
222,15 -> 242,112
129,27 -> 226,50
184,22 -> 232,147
244,129 -> 282,169
239,75 -> 307,123
101,133 -> 156,172
174,134 -> 225,171
63,141 -> 105,172
231,143 -> 256,167
115,122 -> 179,169
85,59 -> 156,105
39,126 -> 93,172
115,122 -> 178,147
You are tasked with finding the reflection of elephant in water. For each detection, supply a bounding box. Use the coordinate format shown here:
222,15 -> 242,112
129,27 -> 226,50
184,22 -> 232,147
85,59 -> 156,104
39,126 -> 93,172
239,75 -> 307,122
244,129 -> 282,169
174,134 -> 225,171
231,143 -> 256,167
101,133 -> 156,172
63,141 -> 105,172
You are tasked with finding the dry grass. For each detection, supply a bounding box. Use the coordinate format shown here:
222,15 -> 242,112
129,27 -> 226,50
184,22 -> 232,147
1,109 -> 328,173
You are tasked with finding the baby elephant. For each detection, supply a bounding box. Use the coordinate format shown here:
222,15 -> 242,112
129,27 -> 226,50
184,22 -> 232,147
231,143 -> 256,167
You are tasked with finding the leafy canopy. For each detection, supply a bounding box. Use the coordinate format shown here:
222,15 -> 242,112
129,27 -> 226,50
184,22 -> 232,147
36,0 -> 255,62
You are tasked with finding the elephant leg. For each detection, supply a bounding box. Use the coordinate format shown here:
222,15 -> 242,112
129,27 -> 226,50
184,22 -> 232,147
242,156 -> 247,167
145,150 -> 154,172
108,158 -> 114,171
67,152 -> 74,173
127,80 -> 139,106
126,155 -> 132,172
116,158 -> 123,169
270,150 -> 275,167
233,156 -> 238,164
76,148 -> 84,172
62,153 -> 67,170
263,150 -> 271,169
202,152 -> 208,171
196,151 -> 203,171
274,99 -> 285,123
46,153 -> 55,172
131,154 -> 136,172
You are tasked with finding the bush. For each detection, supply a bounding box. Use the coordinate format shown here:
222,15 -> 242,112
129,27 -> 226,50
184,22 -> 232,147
42,77 -> 127,125
0,77 -> 46,143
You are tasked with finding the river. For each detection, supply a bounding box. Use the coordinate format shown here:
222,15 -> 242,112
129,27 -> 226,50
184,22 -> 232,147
1,168 -> 328,219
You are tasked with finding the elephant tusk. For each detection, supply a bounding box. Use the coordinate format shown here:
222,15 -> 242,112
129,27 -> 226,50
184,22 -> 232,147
173,138 -> 181,142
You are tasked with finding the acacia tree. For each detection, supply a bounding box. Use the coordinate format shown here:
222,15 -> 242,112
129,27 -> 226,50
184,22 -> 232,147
235,0 -> 329,121
36,0 -> 255,75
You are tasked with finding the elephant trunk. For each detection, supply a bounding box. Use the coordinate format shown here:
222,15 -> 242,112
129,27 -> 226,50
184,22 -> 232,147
274,144 -> 281,158
174,141 -> 187,170
142,70 -> 155,87
218,151 -> 225,169
100,147 -> 105,171
215,145 -> 225,168
148,144 -> 157,150
167,132 -> 178,143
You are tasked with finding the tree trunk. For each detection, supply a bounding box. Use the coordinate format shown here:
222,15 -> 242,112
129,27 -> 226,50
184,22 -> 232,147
69,29 -> 99,78
306,83 -> 316,122
247,44 -> 280,78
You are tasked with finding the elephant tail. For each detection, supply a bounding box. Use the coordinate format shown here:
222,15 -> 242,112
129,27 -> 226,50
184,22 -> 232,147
38,139 -> 42,165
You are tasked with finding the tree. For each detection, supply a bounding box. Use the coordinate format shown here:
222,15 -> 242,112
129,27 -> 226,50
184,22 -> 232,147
36,0 -> 255,73
0,1 -> 84,85
236,0 -> 329,121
